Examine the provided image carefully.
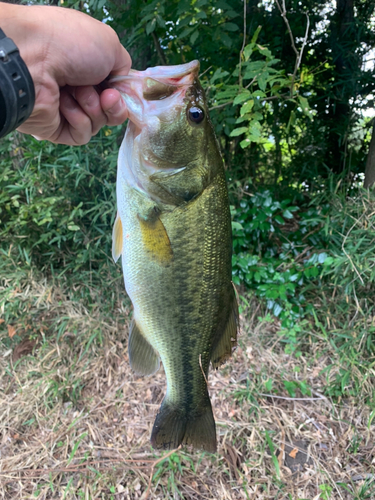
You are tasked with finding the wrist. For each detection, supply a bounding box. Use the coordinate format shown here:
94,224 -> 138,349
0,3 -> 49,79
0,25 -> 35,138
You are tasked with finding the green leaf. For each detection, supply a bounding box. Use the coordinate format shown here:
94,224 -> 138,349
264,431 -> 281,479
250,25 -> 262,44
252,90 -> 266,98
240,100 -> 254,115
145,18 -> 156,35
67,432 -> 88,466
156,15 -> 165,28
318,252 -> 328,264
176,0 -> 191,14
273,303 -> 282,316
265,288 -> 279,299
226,10 -> 240,19
180,26 -> 195,38
264,379 -> 273,391
196,10 -> 207,19
243,43 -> 255,61
257,44 -> 273,58
233,90 -> 251,105
210,68 -> 230,84
258,72 -> 268,91
282,209 -> 294,219
177,14 -> 193,26
222,22 -> 239,31
230,127 -> 248,137
274,215 -> 285,225
220,32 -> 233,47
286,110 -> 296,133
231,221 -> 244,230
283,381 -> 297,397
240,138 -> 252,148
248,120 -> 262,139
310,266 -> 319,278
232,275 -> 241,285
298,95 -> 312,119
68,225 -> 80,231
216,0 -> 232,8
190,30 -> 199,45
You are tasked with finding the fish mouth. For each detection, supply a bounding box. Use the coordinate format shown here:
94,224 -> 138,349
110,60 -> 200,85
105,61 -> 200,126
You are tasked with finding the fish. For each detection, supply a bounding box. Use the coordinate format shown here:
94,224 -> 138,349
109,60 -> 238,453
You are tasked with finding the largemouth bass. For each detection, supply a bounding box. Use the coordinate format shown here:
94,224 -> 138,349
110,60 -> 238,452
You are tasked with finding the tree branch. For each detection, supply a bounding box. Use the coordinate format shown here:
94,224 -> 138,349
151,31 -> 167,65
238,0 -> 247,88
275,0 -> 310,96
208,93 -> 294,111
364,118 -> 375,188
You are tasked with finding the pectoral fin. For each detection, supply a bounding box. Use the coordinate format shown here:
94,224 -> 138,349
128,319 -> 160,376
112,212 -> 123,263
211,288 -> 239,369
137,211 -> 173,265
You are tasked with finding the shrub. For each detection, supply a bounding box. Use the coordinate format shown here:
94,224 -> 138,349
0,128 -> 122,273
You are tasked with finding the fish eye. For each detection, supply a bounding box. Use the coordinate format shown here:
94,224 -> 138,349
188,106 -> 205,125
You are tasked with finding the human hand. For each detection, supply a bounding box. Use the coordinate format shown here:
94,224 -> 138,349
1,4 -> 131,145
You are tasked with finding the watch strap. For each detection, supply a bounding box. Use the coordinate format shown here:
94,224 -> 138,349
0,27 -> 35,138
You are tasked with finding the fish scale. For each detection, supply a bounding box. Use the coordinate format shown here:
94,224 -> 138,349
110,61 -> 238,452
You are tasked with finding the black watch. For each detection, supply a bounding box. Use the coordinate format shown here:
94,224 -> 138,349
0,27 -> 35,139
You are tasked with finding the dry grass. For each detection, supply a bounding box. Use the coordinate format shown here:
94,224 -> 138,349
1,275 -> 374,500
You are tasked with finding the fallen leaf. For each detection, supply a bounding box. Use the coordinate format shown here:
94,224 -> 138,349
7,325 -> 16,338
289,447 -> 299,459
12,339 -> 37,362
224,443 -> 241,480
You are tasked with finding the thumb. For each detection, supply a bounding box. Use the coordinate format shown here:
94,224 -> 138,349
111,43 -> 132,77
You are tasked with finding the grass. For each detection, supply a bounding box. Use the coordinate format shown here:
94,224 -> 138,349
1,260 -> 374,499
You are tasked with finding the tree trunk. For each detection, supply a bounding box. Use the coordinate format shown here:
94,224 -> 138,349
326,0 -> 357,174
364,120 -> 375,188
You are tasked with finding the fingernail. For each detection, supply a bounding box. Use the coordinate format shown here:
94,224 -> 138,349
107,99 -> 123,115
85,90 -> 98,108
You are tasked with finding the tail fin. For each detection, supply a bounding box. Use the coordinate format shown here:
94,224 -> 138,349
150,399 -> 217,453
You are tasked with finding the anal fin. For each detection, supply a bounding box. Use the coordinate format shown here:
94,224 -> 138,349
128,319 -> 160,376
211,287 -> 239,369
